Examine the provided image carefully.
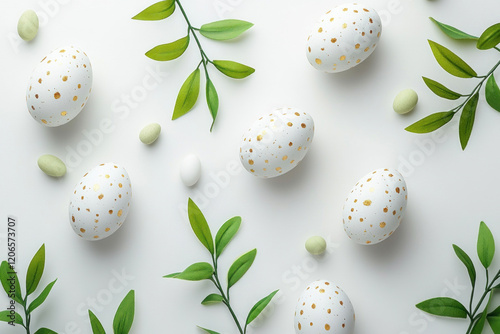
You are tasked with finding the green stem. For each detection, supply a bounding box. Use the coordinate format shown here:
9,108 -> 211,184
175,0 -> 211,63
210,254 -> 244,334
23,296 -> 30,334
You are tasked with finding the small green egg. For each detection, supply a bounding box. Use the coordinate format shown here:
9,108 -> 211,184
37,154 -> 66,177
139,123 -> 161,145
305,236 -> 327,255
17,10 -> 39,42
393,89 -> 418,114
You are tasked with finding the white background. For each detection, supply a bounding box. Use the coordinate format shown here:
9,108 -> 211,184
1,0 -> 500,333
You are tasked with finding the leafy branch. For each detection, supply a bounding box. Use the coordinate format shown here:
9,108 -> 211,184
406,18 -> 500,150
164,198 -> 278,334
88,290 -> 135,334
0,244 -> 58,334
133,0 -> 254,131
416,222 -> 500,333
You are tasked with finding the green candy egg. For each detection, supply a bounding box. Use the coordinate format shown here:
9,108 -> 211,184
17,10 -> 39,41
139,123 -> 161,145
393,89 -> 418,114
37,154 -> 66,177
305,236 -> 327,255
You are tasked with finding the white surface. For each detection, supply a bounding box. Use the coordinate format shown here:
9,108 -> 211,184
1,0 -> 500,333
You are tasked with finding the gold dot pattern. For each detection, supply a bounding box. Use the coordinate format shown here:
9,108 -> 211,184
69,163 -> 132,241
306,3 -> 382,73
239,107 -> 315,179
294,280 -> 355,333
25,45 -> 93,127
343,168 -> 408,245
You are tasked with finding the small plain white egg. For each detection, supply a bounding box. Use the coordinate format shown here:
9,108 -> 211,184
180,154 -> 201,187
295,280 -> 355,334
26,45 -> 92,127
240,107 -> 314,178
306,3 -> 382,73
69,163 -> 132,241
343,168 -> 408,245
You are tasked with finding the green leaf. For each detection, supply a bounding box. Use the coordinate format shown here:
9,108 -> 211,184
206,78 -> 219,132
170,262 -> 214,281
472,293 -> 493,334
416,297 -> 468,318
34,329 -> 58,334
132,0 -> 175,21
172,69 -> 201,120
246,289 -> 279,325
200,19 -> 254,41
187,198 -> 214,255
89,310 -> 106,334
215,216 -> 241,258
452,245 -> 476,286
405,111 -> 455,133
429,17 -> 477,40
428,40 -> 477,78
488,305 -> 500,333
422,77 -> 462,100
26,244 -> 45,296
0,261 -> 23,305
477,23 -> 500,50
197,326 -> 220,334
478,221 -> 495,268
201,294 -> 224,305
28,279 -> 57,313
213,60 -> 255,79
227,249 -> 257,288
486,74 -> 500,112
163,272 -> 180,278
0,310 -> 23,326
459,92 -> 479,150
145,36 -> 189,61
113,290 -> 135,334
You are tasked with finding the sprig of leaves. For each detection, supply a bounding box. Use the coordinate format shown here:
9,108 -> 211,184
133,0 -> 254,131
0,244 -> 58,334
88,290 -> 135,334
406,17 -> 500,150
164,198 -> 278,334
416,222 -> 500,334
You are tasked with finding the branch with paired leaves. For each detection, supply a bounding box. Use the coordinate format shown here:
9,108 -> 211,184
0,244 -> 58,334
88,290 -> 135,334
406,18 -> 500,150
132,0 -> 255,131
416,222 -> 500,334
165,198 -> 278,334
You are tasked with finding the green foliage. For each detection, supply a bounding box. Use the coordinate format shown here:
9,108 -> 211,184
88,290 -> 135,334
406,18 -> 500,150
417,222 -> 500,334
164,198 -> 278,334
133,0 -> 254,131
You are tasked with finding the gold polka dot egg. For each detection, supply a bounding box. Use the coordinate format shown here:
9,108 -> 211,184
240,107 -> 314,178
306,3 -> 382,73
294,280 -> 355,334
343,168 -> 407,245
26,45 -> 92,127
69,163 -> 132,241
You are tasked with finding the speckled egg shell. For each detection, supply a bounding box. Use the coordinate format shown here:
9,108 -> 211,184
240,107 -> 314,178
343,168 -> 407,245
26,45 -> 92,127
306,3 -> 382,73
69,163 -> 132,241
294,280 -> 355,334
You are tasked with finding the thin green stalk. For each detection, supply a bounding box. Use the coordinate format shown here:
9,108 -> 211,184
175,0 -> 211,63
210,254 -> 244,334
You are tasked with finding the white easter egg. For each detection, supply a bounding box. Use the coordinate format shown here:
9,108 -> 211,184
240,107 -> 314,178
307,3 -> 382,73
26,45 -> 93,127
69,163 -> 132,241
343,168 -> 408,245
294,280 -> 355,334
180,154 -> 202,187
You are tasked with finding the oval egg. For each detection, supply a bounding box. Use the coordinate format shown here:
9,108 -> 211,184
240,107 -> 314,178
69,163 -> 132,241
27,45 -> 93,127
343,168 -> 408,245
294,280 -> 355,334
306,3 -> 382,73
